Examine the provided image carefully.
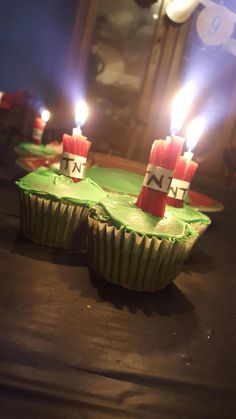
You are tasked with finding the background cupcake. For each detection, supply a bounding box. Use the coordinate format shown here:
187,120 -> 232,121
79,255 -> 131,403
15,141 -> 59,158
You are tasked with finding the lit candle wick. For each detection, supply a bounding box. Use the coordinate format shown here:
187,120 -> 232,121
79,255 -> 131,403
73,100 -> 89,137
41,109 -> 50,124
170,128 -> 177,137
72,125 -> 82,136
184,150 -> 194,161
185,116 -> 205,161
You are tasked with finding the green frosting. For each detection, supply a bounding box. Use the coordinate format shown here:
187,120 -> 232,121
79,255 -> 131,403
16,167 -> 108,206
167,204 -> 211,225
17,142 -> 56,156
84,167 -> 211,227
85,165 -> 143,195
91,194 -> 196,240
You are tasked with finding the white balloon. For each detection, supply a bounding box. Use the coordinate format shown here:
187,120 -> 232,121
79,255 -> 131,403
166,0 -> 200,24
196,4 -> 235,46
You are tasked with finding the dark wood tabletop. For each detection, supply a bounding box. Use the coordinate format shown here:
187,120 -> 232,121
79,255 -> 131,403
0,164 -> 235,419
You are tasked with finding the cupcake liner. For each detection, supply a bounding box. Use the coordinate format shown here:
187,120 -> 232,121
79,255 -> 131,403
14,146 -> 56,158
15,148 -> 40,158
19,190 -> 88,249
14,148 -> 28,158
189,222 -> 209,236
88,216 -> 197,292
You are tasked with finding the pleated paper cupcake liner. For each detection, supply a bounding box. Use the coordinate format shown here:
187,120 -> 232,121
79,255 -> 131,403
14,147 -> 56,159
189,222 -> 209,236
14,148 -> 41,158
14,149 -> 26,158
87,216 -> 197,292
19,190 -> 88,250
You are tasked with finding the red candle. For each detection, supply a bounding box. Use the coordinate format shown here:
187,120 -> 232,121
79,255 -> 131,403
136,136 -> 184,217
167,116 -> 205,208
32,109 -> 50,144
167,157 -> 198,207
0,91 -> 5,107
59,100 -> 91,183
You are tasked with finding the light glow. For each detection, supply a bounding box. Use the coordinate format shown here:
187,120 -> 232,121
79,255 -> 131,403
41,109 -> 51,123
75,100 -> 89,128
186,116 -> 205,152
151,1 -> 161,21
171,82 -> 195,134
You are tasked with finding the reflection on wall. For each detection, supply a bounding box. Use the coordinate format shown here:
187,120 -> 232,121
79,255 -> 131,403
86,0 -> 158,155
92,0 -> 159,89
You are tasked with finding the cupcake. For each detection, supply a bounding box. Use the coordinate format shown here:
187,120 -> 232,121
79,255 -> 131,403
167,204 -> 211,236
15,142 -> 58,158
16,167 -> 107,249
16,100 -> 96,250
87,194 -> 197,292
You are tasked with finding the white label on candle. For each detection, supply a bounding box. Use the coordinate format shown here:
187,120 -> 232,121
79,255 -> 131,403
168,178 -> 190,200
142,164 -> 173,193
59,151 -> 87,179
33,128 -> 43,142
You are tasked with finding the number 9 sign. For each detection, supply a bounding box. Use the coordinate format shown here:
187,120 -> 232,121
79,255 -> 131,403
196,4 -> 235,46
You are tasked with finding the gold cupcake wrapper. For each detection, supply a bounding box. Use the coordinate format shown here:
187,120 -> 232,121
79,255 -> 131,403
14,148 -> 29,158
14,147 -> 56,158
19,190 -> 88,249
189,222 -> 209,236
88,216 -> 197,292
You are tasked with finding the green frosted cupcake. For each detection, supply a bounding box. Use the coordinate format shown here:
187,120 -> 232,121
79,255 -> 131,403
16,167 -> 107,249
15,142 -> 57,158
87,194 -> 198,292
167,204 -> 211,236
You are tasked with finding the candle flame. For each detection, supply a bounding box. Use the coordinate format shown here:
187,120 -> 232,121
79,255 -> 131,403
75,100 -> 89,128
186,116 -> 205,152
171,82 -> 195,134
41,109 -> 51,123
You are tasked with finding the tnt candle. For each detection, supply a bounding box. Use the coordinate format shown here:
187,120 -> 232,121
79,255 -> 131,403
59,100 -> 91,183
167,117 -> 205,207
136,83 -> 195,217
32,109 -> 50,144
136,136 -> 184,217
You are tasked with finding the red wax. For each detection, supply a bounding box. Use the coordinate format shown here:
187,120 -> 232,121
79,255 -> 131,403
0,91 -> 25,110
136,137 -> 184,217
167,156 -> 198,208
62,133 -> 91,182
32,117 -> 46,144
